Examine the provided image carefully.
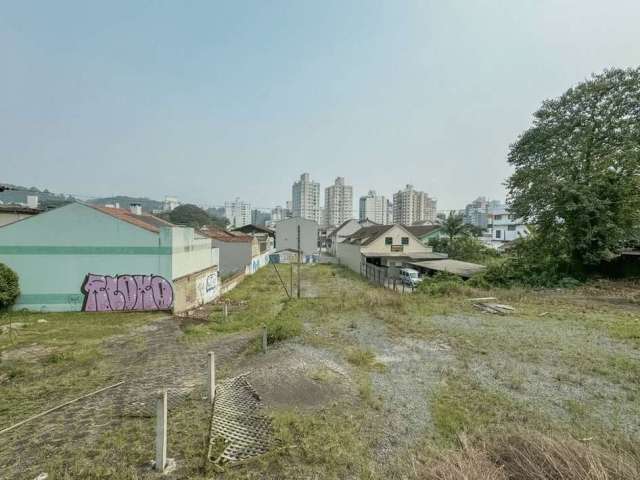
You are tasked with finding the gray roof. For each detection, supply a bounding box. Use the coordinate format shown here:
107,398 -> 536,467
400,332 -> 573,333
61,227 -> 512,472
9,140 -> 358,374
342,224 -> 441,246
342,225 -> 394,246
408,259 -> 485,278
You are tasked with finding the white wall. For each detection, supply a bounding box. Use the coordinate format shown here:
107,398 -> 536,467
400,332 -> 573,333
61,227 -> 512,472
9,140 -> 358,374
363,225 -> 431,255
275,218 -> 318,256
212,239 -> 252,275
168,228 -> 218,280
336,242 -> 363,273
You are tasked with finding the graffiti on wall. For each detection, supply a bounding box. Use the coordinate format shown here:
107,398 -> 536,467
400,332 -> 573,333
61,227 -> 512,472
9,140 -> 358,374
205,273 -> 217,293
81,274 -> 174,312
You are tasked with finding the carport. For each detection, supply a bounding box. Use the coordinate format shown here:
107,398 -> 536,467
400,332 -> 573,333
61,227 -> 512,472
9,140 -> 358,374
406,259 -> 486,279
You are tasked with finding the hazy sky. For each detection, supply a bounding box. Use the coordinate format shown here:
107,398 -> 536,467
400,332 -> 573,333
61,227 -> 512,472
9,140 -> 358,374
2,1 -> 639,210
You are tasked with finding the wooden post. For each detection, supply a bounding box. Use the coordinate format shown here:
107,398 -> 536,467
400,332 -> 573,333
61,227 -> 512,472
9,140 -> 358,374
262,324 -> 268,353
207,352 -> 215,404
223,303 -> 228,319
155,389 -> 168,472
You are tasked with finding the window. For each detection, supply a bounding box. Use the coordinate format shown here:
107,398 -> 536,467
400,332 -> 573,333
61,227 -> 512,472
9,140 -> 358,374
401,237 -> 409,245
508,225 -> 516,231
495,230 -> 501,239
494,214 -> 503,220
385,237 -> 392,245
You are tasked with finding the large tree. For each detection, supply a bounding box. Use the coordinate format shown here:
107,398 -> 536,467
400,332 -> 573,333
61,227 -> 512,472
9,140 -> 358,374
161,204 -> 228,229
507,68 -> 640,268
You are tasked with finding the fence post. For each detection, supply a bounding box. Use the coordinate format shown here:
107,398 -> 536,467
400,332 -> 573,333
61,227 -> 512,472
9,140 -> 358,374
155,389 -> 168,472
207,352 -> 215,404
223,302 -> 228,319
262,324 -> 268,354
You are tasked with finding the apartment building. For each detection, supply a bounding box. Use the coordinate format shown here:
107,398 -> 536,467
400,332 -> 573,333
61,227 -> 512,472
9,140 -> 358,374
359,190 -> 392,225
224,198 -> 251,228
324,177 -> 353,227
392,185 -> 437,225
291,173 -> 321,223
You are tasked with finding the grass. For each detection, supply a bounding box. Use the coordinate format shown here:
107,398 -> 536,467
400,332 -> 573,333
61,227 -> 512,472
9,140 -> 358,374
2,264 -> 640,478
0,311 -> 162,424
431,372 -> 533,445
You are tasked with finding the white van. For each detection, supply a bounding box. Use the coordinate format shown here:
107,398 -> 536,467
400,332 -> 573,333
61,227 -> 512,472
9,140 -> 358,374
399,268 -> 422,287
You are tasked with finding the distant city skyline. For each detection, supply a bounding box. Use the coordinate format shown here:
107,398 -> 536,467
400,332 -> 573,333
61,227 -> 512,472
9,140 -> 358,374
2,2 -> 639,210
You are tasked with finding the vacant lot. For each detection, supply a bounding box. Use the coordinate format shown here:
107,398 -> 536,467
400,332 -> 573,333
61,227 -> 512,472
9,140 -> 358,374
1,265 -> 639,479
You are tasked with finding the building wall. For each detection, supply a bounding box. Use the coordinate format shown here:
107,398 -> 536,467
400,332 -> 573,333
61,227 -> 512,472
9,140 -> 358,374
0,203 -> 171,311
248,249 -> 273,274
363,225 -> 431,256
0,211 -> 38,227
211,239 -> 252,275
329,219 -> 376,256
173,266 -> 219,312
275,217 -> 318,256
335,242 -> 363,273
0,203 -> 219,312
168,228 -> 219,280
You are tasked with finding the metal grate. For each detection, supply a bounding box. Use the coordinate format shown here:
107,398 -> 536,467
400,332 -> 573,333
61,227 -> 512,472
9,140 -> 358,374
208,375 -> 279,465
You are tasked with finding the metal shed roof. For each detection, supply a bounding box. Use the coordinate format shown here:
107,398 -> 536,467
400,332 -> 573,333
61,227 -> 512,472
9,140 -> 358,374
408,259 -> 486,277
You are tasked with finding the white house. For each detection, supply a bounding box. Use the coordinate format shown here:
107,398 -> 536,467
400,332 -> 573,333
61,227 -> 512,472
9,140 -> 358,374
484,205 -> 529,248
336,224 -> 445,276
328,219 -> 377,256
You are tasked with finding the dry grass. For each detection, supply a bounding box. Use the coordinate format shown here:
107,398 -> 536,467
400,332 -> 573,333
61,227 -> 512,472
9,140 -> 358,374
421,432 -> 640,480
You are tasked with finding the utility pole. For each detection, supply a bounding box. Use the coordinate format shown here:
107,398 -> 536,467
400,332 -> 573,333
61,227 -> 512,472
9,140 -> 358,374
297,224 -> 301,299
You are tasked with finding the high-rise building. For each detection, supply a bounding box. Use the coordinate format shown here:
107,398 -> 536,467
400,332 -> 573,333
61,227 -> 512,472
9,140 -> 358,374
251,209 -> 271,226
224,198 -> 251,228
291,173 -> 321,223
324,177 -> 353,227
463,197 -> 501,229
392,185 -> 437,225
359,190 -> 391,224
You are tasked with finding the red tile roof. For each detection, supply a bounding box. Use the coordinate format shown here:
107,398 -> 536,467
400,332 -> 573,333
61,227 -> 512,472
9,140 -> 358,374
199,225 -> 253,243
92,206 -> 175,233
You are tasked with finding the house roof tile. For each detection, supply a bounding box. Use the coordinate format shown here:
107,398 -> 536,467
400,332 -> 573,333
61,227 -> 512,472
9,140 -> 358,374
91,206 -> 175,233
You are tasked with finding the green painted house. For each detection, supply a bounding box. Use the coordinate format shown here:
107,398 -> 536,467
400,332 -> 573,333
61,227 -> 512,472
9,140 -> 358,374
409,225 -> 444,245
0,203 -> 219,312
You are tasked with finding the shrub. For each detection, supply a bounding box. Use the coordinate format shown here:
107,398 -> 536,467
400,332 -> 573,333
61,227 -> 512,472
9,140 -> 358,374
417,272 -> 465,296
467,234 -> 581,289
0,263 -> 19,309
429,236 -> 498,264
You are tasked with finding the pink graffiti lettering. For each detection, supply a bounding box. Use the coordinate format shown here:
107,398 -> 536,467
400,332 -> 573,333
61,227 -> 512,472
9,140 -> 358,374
82,274 -> 173,312
117,275 -> 138,309
82,274 -> 111,312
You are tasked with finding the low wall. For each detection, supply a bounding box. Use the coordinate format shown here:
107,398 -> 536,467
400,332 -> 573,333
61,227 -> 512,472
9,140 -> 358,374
220,271 -> 246,295
173,266 -> 219,313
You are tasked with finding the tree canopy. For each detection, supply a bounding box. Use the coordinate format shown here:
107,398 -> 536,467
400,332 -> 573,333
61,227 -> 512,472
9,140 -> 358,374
160,204 -> 228,229
441,212 -> 468,240
506,68 -> 640,268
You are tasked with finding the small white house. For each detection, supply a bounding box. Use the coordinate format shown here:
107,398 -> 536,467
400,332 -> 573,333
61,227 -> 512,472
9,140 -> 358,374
336,224 -> 444,276
328,219 -> 377,256
484,205 -> 529,248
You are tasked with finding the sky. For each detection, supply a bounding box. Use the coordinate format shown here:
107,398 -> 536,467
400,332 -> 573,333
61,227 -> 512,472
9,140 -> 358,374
1,1 -> 639,211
